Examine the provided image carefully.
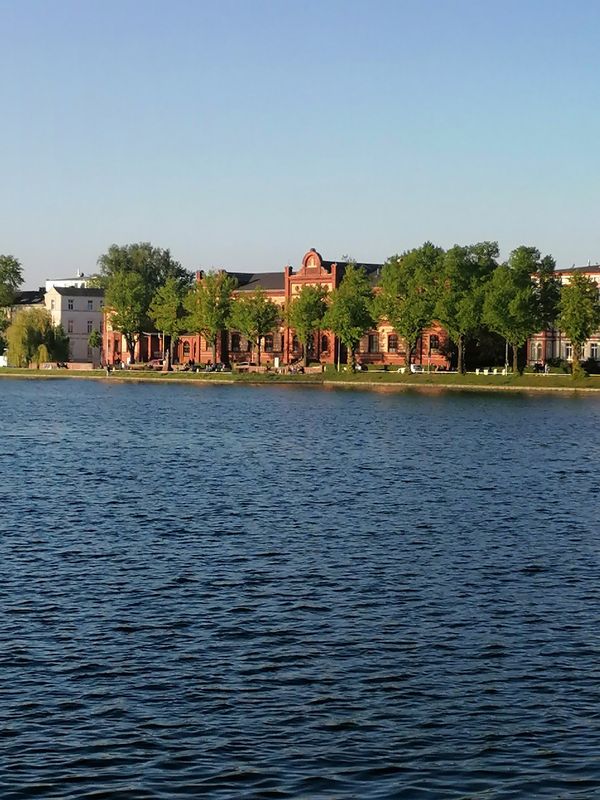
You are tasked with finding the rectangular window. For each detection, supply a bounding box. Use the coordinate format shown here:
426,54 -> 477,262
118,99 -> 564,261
87,300 -> 93,311
368,333 -> 379,353
67,320 -> 74,333
429,334 -> 440,351
68,299 -> 74,310
87,320 -> 93,333
388,334 -> 398,353
591,343 -> 598,360
50,299 -> 55,310
565,343 -> 572,360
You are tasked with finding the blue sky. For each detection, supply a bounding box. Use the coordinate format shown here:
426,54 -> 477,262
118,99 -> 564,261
2,0 -> 600,287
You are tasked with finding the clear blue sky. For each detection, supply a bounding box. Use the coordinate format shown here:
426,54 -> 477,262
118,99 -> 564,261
2,0 -> 600,287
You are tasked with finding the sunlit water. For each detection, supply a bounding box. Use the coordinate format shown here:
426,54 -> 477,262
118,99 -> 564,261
1,378 -> 599,799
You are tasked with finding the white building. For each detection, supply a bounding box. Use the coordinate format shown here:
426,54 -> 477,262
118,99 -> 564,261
45,286 -> 105,364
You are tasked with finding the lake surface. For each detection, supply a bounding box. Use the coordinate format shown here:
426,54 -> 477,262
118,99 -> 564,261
1,378 -> 599,799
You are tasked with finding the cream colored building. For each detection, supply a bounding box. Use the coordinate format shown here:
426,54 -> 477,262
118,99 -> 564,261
45,286 -> 105,363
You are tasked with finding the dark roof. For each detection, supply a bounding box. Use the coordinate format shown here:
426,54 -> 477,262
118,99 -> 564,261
228,271 -> 285,291
52,286 -> 105,297
12,289 -> 45,306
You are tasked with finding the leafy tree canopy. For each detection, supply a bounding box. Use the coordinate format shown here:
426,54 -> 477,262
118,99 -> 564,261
435,242 -> 499,372
5,308 -> 66,366
229,289 -> 280,365
558,272 -> 600,375
287,284 -> 328,365
0,255 -> 24,307
377,242 -> 444,367
184,271 -> 238,360
323,264 -> 374,368
104,271 -> 148,363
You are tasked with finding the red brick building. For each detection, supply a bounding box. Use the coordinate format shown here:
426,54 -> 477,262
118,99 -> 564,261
104,248 -> 451,369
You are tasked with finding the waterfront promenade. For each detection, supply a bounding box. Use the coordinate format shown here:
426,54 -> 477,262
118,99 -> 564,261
1,367 -> 599,392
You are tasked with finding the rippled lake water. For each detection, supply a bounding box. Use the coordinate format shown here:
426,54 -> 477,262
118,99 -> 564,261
1,378 -> 599,799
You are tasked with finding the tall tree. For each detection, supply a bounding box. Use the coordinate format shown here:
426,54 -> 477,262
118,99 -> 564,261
149,276 -> 187,367
104,271 -> 148,364
0,255 -> 23,307
287,284 -> 328,366
97,243 -> 193,363
229,289 -> 280,366
535,254 -> 561,330
323,264 -> 375,370
557,272 -> 600,378
184,271 -> 238,362
376,242 -> 444,369
435,242 -> 498,373
482,246 -> 550,374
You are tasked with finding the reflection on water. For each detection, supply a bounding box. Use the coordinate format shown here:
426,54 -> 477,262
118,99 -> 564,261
1,379 -> 599,799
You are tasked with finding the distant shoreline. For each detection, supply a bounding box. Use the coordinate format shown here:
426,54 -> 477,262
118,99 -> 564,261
2,368 -> 600,394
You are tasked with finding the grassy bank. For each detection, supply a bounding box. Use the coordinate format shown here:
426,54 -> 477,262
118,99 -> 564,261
1,366 -> 600,392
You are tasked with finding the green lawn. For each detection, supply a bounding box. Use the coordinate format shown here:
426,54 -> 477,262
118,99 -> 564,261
1,365 -> 599,391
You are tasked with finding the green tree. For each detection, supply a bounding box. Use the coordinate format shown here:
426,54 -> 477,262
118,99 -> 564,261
482,246 -> 547,374
149,276 -> 187,367
47,324 -> 70,362
97,242 -> 193,363
184,271 -> 238,363
0,255 -> 23,307
376,242 -> 444,369
104,271 -> 148,364
535,254 -> 560,330
557,272 -> 600,378
229,289 -> 280,366
97,243 -> 192,294
323,264 -> 375,370
435,242 -> 498,373
5,307 -> 61,367
287,284 -> 328,366
88,329 -> 102,350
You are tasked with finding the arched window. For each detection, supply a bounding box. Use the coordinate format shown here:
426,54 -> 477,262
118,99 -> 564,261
388,334 -> 398,353
264,335 -> 274,353
292,335 -> 300,351
531,343 -> 537,360
231,333 -> 241,352
429,334 -> 440,351
183,341 -> 191,357
536,343 -> 543,361
321,335 -> 329,353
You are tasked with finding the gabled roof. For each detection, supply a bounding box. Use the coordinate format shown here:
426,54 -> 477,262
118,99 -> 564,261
51,286 -> 105,297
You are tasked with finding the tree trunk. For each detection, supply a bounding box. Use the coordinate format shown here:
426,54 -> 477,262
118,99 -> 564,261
405,344 -> 412,369
303,341 -> 309,367
512,343 -> 519,374
257,340 -> 261,367
457,335 -> 464,373
127,336 -> 136,365
336,339 -> 341,372
572,343 -> 582,376
212,339 -> 217,363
